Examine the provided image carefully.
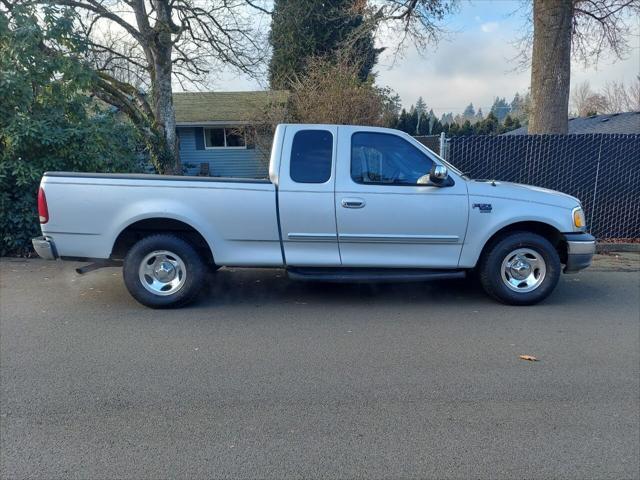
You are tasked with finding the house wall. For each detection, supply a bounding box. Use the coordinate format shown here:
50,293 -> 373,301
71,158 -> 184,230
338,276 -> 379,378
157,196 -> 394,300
177,127 -> 269,178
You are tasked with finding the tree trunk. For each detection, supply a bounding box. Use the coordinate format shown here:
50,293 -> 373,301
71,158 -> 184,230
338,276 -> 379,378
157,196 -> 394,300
152,63 -> 180,174
529,0 -> 573,134
147,0 -> 181,174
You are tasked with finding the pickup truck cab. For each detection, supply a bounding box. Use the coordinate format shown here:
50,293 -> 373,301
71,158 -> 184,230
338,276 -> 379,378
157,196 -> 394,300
33,124 -> 595,308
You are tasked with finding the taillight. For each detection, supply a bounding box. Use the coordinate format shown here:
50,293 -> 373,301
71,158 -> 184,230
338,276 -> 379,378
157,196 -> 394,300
38,187 -> 49,224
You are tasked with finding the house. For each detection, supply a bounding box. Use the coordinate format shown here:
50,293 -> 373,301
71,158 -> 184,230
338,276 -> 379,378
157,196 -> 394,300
174,91 -> 288,177
503,111 -> 640,135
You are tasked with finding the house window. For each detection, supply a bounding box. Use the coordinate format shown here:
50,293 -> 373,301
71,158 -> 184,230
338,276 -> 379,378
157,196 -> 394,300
204,127 -> 246,148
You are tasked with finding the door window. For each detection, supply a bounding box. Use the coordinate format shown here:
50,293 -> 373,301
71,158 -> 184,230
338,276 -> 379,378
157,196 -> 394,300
290,130 -> 333,184
351,132 -> 434,185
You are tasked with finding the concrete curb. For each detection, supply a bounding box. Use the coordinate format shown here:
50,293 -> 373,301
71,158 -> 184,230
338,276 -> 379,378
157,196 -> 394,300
597,243 -> 640,253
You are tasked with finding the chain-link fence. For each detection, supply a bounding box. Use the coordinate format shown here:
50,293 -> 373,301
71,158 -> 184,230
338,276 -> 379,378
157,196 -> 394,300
414,135 -> 442,155
443,134 -> 640,239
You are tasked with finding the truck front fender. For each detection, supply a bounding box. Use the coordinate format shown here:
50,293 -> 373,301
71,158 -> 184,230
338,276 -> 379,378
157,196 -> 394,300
458,198 -> 574,268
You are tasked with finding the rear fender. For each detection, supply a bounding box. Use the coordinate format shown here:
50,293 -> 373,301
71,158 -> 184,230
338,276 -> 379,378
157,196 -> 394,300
108,200 -> 219,260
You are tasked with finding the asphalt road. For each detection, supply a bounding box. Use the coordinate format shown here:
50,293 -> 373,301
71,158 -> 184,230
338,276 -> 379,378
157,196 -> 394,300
1,258 -> 639,479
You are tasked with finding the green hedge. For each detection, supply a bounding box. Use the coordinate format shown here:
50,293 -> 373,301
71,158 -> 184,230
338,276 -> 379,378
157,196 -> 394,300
0,6 -> 142,256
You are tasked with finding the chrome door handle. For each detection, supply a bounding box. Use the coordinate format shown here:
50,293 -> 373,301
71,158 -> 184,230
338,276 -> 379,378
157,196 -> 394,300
341,198 -> 366,209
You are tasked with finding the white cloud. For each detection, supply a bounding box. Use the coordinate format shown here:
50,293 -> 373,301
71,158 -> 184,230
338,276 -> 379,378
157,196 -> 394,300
480,21 -> 499,33
206,5 -> 640,118
375,30 -> 529,115
374,25 -> 640,116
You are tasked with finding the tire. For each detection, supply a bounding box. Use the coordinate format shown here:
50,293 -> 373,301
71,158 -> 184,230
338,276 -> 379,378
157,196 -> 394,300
123,234 -> 206,308
478,231 -> 561,306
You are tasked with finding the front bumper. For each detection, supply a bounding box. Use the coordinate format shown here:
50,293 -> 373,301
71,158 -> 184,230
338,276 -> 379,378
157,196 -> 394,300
563,232 -> 596,273
32,236 -> 58,260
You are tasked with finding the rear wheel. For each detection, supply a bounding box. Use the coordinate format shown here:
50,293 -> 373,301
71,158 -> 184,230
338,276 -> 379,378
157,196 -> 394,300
123,234 -> 206,308
478,232 -> 560,305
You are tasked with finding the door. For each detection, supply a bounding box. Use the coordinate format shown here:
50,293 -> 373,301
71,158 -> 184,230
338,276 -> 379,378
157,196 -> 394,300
277,125 -> 341,266
334,127 -> 468,268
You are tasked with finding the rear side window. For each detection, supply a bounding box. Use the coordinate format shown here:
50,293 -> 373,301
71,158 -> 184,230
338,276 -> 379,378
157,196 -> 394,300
290,130 -> 333,183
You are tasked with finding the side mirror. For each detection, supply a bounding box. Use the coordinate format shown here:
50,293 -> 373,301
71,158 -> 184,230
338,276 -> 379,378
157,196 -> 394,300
417,164 -> 450,186
429,164 -> 449,186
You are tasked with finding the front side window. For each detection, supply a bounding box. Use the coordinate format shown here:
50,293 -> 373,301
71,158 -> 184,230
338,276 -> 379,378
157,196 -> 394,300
204,127 -> 246,148
351,132 -> 434,185
290,130 -> 333,183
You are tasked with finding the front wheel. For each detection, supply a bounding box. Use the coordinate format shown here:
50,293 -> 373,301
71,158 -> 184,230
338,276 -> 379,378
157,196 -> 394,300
123,234 -> 206,308
478,232 -> 561,305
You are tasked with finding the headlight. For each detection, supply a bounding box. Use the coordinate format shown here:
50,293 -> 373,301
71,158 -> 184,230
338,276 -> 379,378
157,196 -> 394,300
572,206 -> 586,229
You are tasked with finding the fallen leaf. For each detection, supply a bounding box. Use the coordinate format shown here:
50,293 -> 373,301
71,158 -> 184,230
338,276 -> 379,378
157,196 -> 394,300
519,354 -> 538,362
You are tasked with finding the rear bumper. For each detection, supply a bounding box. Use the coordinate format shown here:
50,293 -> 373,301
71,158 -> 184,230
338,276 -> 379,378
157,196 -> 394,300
563,233 -> 596,273
32,236 -> 58,260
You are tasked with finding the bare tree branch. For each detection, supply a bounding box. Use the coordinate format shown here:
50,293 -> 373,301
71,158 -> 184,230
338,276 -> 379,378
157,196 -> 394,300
19,0 -> 267,173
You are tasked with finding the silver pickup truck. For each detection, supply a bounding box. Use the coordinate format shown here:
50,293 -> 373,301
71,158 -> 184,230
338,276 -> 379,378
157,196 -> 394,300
33,123 -> 595,308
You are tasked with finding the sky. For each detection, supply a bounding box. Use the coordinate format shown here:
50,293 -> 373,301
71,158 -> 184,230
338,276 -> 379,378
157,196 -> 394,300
212,0 -> 640,116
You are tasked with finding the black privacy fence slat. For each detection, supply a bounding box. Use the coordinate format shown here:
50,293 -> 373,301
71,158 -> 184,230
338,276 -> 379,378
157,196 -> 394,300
445,134 -> 640,239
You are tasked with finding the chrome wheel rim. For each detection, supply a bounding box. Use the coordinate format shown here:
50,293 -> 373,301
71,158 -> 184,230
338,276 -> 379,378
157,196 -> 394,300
500,248 -> 546,293
138,250 -> 186,296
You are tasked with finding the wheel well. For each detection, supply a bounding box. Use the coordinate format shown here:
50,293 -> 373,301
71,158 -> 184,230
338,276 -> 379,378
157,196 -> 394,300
480,221 -> 568,264
111,218 -> 214,264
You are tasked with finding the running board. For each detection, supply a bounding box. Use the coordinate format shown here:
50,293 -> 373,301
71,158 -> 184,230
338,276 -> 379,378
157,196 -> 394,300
286,267 -> 466,283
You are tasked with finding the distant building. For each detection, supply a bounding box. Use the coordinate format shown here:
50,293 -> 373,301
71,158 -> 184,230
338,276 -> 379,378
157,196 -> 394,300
174,91 -> 288,177
503,111 -> 640,135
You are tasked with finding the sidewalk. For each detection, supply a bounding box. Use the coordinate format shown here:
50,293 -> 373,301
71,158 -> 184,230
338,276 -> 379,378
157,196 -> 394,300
590,252 -> 640,272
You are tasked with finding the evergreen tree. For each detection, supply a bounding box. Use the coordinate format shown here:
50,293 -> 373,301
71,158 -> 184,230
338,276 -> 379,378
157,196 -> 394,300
431,118 -> 443,135
269,0 -> 380,89
509,92 -> 530,123
501,115 -> 522,133
462,103 -> 476,121
408,106 -> 419,134
503,115 -> 515,131
396,108 -> 412,133
382,91 -> 402,128
441,112 -> 454,125
416,113 -> 430,135
460,120 -> 474,135
415,97 -> 427,117
489,97 -> 511,123
474,112 -> 500,135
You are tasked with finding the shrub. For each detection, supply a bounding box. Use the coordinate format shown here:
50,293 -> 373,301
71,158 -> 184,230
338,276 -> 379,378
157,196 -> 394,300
0,6 -> 141,256
249,54 -> 401,158
288,55 -> 399,127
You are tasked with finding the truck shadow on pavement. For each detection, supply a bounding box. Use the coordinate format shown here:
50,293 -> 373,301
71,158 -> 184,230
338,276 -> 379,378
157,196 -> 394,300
5,259 -> 606,311
193,267 -> 546,309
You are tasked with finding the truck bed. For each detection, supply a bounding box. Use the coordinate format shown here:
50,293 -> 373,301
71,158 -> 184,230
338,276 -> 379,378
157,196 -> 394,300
40,172 -> 284,266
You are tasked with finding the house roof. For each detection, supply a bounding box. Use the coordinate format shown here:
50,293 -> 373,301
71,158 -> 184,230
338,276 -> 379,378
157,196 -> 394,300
173,90 -> 288,125
503,111 -> 640,135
